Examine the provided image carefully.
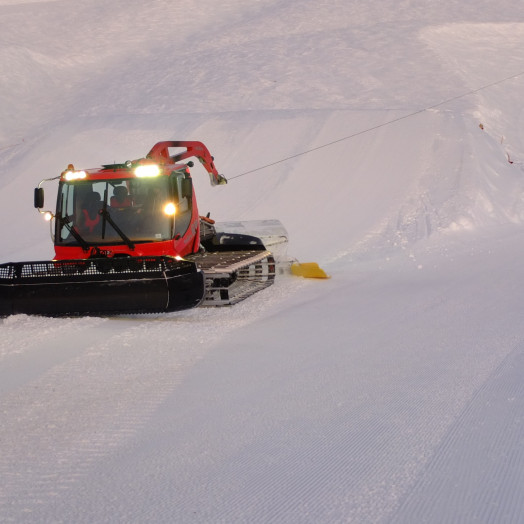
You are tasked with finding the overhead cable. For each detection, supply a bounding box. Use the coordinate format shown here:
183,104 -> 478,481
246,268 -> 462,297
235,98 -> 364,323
228,70 -> 524,181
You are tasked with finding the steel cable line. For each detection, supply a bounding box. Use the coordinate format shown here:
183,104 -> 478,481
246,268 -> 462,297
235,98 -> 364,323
227,71 -> 524,181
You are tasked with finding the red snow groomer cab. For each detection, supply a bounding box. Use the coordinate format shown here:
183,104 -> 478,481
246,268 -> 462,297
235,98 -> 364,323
50,141 -> 223,261
0,141 -> 278,316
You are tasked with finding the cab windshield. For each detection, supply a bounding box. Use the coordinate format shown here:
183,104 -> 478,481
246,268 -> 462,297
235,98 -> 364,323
55,174 -> 192,246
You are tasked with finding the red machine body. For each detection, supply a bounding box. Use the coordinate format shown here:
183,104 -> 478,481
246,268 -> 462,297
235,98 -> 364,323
51,141 -> 225,261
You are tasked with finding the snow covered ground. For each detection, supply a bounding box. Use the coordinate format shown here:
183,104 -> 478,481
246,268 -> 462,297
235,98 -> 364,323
2,0 -> 524,522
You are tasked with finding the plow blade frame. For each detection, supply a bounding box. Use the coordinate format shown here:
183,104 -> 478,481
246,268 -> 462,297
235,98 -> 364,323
0,256 -> 205,317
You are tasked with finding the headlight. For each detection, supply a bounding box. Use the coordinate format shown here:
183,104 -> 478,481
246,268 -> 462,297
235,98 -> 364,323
135,164 -> 160,177
63,170 -> 87,181
163,202 -> 176,216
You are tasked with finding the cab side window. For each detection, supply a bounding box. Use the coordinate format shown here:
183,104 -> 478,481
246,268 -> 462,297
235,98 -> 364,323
171,173 -> 193,237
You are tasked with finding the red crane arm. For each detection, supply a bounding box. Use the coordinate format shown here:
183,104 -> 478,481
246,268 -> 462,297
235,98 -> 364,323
147,141 -> 227,186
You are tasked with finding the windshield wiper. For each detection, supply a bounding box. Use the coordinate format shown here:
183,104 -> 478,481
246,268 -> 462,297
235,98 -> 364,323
99,209 -> 135,250
60,217 -> 90,252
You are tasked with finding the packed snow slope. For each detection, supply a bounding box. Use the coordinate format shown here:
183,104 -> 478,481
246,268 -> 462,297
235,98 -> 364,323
2,1 -> 524,522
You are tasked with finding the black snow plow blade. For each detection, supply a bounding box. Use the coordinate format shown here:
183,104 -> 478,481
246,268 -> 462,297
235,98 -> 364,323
0,256 -> 205,317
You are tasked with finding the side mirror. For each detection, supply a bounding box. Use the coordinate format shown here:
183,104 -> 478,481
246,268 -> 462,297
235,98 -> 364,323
34,187 -> 44,209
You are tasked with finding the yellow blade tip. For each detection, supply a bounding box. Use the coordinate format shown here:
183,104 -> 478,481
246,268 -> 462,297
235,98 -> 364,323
291,262 -> 330,279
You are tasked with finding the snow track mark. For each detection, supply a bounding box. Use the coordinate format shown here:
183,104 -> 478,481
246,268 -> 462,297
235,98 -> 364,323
390,341 -> 524,523
0,276 -> 305,522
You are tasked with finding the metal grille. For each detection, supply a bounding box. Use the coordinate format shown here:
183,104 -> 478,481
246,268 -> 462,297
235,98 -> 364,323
0,256 -> 194,282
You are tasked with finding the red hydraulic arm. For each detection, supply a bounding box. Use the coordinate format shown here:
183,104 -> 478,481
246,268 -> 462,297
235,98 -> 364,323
147,141 -> 227,186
